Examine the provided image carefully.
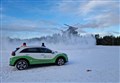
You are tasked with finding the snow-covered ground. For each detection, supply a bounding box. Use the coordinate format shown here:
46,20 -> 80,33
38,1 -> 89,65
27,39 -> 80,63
1,43 -> 119,83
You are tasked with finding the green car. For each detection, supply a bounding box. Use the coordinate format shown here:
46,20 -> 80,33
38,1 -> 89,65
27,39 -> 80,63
10,46 -> 68,70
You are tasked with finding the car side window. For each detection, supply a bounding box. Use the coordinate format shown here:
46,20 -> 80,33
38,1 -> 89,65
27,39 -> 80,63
40,48 -> 52,53
46,48 -> 52,53
20,48 -> 39,53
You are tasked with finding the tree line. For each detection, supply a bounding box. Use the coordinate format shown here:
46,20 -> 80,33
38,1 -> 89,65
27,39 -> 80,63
95,34 -> 120,45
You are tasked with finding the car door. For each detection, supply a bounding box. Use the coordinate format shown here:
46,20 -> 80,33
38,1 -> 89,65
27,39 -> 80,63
39,48 -> 55,59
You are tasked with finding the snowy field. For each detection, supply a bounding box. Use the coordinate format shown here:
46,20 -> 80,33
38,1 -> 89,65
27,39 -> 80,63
0,44 -> 119,83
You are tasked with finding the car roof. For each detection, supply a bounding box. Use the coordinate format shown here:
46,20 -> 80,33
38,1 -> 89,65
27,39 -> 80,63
19,46 -> 49,49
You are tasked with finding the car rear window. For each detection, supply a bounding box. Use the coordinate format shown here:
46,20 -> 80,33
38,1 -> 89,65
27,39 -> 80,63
14,48 -> 20,52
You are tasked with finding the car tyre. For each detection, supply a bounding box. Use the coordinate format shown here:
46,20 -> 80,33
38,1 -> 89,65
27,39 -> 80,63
56,58 -> 65,66
15,60 -> 28,70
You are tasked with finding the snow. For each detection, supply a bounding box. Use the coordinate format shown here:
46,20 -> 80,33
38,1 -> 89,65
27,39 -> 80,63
0,37 -> 119,83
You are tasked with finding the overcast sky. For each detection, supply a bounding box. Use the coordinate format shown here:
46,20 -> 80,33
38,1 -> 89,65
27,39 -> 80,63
1,0 -> 120,39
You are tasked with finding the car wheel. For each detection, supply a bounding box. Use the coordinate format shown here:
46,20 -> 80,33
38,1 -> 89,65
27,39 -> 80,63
56,58 -> 65,66
15,60 -> 28,70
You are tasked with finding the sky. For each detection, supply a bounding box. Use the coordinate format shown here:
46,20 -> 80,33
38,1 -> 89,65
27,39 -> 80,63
0,0 -> 120,39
